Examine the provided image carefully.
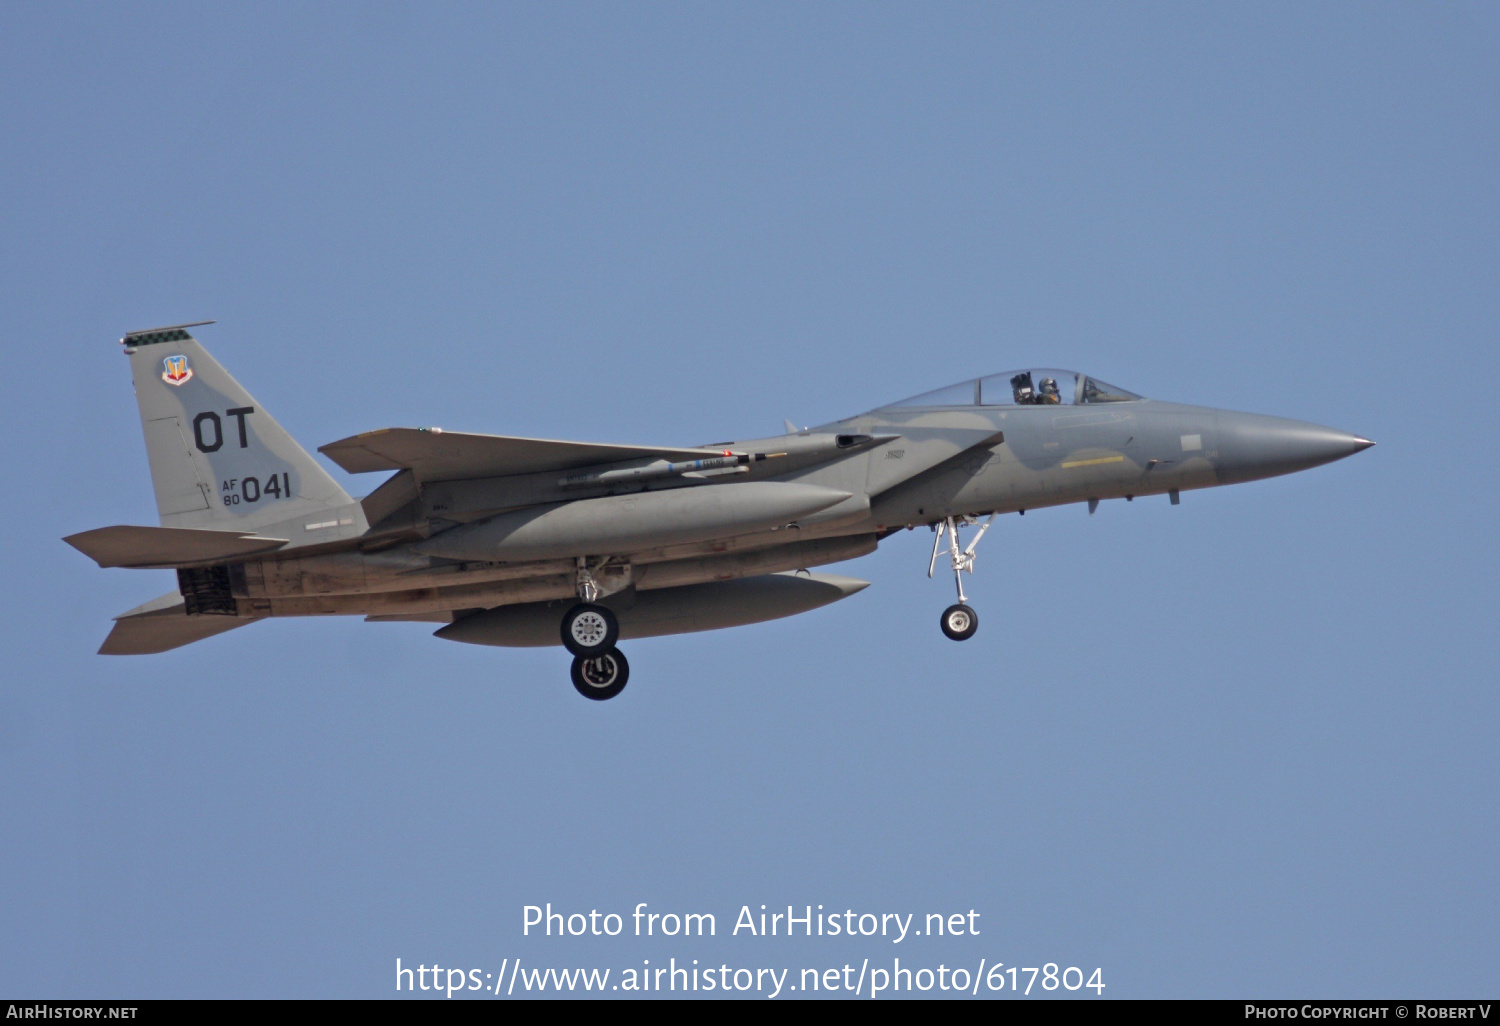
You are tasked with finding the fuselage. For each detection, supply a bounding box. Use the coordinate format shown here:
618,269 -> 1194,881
218,391 -> 1370,622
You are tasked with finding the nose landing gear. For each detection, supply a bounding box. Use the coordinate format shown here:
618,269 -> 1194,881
928,513 -> 996,641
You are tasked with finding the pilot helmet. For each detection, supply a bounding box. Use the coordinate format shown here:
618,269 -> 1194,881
1039,377 -> 1059,395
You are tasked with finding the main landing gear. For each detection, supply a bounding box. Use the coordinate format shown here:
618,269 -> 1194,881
563,558 -> 629,700
561,603 -> 629,700
928,513 -> 996,642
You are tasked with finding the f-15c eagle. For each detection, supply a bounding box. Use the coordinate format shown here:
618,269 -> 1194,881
66,322 -> 1372,700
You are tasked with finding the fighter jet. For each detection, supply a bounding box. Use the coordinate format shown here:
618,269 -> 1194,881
66,323 -> 1373,700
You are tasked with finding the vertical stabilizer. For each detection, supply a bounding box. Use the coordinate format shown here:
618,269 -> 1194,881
122,323 -> 360,536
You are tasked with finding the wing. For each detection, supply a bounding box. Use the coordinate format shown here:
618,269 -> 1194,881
317,428 -> 726,482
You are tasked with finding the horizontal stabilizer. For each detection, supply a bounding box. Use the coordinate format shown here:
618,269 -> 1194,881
318,428 -> 724,482
64,525 -> 288,569
99,592 -> 258,655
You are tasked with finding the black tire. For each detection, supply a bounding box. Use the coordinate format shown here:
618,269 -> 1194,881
560,603 -> 619,656
571,647 -> 629,700
940,603 -> 979,641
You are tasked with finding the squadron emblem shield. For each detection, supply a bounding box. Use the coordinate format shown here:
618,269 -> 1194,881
161,355 -> 193,386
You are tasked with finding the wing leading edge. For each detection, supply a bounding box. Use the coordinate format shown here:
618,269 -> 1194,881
318,428 -> 726,482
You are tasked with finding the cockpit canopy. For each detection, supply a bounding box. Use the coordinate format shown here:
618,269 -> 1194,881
884,369 -> 1141,408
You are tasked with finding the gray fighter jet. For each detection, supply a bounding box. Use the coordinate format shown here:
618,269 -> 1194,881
66,323 -> 1373,699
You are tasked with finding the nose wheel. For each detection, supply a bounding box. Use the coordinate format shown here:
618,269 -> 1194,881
940,603 -> 978,641
928,513 -> 996,641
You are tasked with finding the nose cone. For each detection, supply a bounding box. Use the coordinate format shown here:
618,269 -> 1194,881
1215,411 -> 1374,486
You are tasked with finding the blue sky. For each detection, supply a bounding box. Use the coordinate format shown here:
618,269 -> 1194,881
1,2 -> 1496,998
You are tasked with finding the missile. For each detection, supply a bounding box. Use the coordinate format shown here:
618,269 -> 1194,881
413,480 -> 852,563
554,433 -> 894,490
433,571 -> 871,647
558,452 -> 772,488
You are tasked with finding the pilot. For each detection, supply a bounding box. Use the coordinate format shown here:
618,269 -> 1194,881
1037,377 -> 1061,404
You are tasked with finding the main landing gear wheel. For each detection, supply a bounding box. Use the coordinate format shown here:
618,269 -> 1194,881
571,647 -> 629,700
560,603 -> 618,656
940,603 -> 979,641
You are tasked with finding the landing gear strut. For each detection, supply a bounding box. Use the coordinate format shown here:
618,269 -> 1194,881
928,513 -> 996,641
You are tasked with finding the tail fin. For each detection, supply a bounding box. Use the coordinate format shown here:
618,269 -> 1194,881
122,323 -> 357,534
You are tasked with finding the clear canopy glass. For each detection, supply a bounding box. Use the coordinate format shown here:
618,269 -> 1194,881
886,369 -> 1141,408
